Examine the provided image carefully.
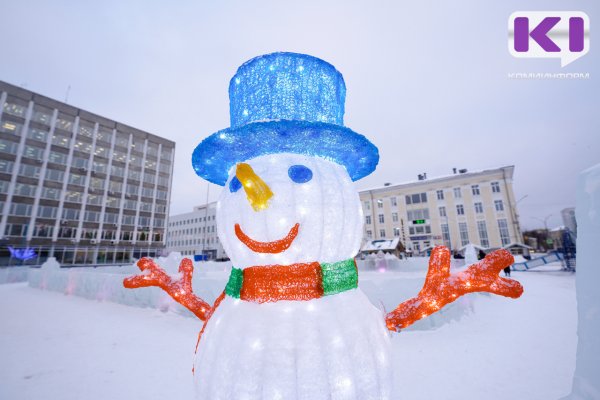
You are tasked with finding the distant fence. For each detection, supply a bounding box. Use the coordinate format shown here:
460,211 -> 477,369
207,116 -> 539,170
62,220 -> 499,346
512,251 -> 565,271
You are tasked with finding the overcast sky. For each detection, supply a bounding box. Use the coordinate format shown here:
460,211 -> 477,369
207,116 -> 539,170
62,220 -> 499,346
1,0 -> 598,231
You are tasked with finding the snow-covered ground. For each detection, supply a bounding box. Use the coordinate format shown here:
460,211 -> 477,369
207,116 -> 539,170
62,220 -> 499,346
0,266 -> 575,400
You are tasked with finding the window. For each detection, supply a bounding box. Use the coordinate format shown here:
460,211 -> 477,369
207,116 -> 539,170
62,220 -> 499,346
32,105 -> 53,125
393,227 -> 401,237
498,219 -> 510,246
0,139 -> 19,155
69,174 -> 86,186
26,127 -> 46,141
87,194 -> 102,205
494,200 -> 504,212
377,199 -> 383,209
122,215 -> 135,225
96,126 -> 113,144
10,203 -> 32,216
3,100 -> 27,118
41,187 -> 60,200
78,121 -> 95,138
0,160 -> 13,173
58,227 -> 76,238
453,187 -> 462,198
45,168 -> 64,183
392,212 -> 399,222
55,113 -> 74,132
409,226 -> 415,235
379,229 -> 386,238
378,214 -> 385,224
14,183 -> 36,197
441,223 -> 451,247
106,197 -> 120,208
405,192 -> 427,205
49,151 -> 67,165
407,208 -> 430,221
32,224 -> 53,237
471,185 -> 480,196
92,160 -> 107,174
72,157 -> 88,169
104,213 -> 119,224
459,222 -> 469,246
65,191 -> 82,203
474,202 -> 483,214
128,169 -> 141,181
142,187 -> 154,198
19,164 -> 41,179
436,190 -> 444,200
24,145 -> 44,160
390,197 -> 397,207
477,221 -> 489,248
62,208 -> 80,220
365,215 -> 371,225
456,204 -> 465,215
439,206 -> 447,217
90,177 -> 103,190
52,133 -> 71,148
491,181 -> 501,193
111,165 -> 125,178
37,206 -> 58,219
161,148 -> 172,161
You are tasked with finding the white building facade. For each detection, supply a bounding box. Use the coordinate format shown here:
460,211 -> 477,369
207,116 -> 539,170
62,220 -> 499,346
359,166 -> 523,254
166,202 -> 227,260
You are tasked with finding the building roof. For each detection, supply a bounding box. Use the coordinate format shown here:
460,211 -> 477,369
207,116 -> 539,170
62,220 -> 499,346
358,165 -> 515,195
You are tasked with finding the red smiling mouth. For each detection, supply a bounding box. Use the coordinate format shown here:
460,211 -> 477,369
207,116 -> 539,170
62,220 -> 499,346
234,223 -> 300,253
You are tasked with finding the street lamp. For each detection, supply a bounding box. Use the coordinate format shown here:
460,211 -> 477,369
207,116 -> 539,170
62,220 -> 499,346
532,214 -> 553,231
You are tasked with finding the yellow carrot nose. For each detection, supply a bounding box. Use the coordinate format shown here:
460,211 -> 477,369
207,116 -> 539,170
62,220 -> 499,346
236,163 -> 273,211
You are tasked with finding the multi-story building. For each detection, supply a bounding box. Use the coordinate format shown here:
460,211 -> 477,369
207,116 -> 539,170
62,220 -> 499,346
165,202 -> 227,260
0,81 -> 175,266
359,166 -> 523,254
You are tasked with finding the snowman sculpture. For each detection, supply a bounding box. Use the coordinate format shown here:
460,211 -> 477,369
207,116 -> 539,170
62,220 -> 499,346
125,52 -> 523,400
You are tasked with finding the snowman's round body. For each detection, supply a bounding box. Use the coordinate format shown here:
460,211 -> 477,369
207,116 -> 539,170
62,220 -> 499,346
193,153 -> 392,400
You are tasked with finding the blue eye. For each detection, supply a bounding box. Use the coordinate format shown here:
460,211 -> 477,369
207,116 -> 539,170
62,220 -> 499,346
229,176 -> 242,192
288,165 -> 313,184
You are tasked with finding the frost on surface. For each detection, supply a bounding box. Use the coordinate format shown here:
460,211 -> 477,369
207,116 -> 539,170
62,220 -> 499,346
564,163 -> 600,399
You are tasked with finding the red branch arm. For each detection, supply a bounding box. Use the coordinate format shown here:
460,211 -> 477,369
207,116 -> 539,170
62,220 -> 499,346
385,246 -> 523,331
123,257 -> 211,321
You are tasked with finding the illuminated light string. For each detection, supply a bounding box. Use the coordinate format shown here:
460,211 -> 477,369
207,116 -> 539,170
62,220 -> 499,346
123,258 -> 211,321
385,246 -> 524,331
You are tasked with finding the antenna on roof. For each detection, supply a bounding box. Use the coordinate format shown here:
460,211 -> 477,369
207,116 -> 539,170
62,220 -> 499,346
64,85 -> 71,103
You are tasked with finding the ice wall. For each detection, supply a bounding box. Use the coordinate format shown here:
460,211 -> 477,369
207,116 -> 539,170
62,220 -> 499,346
564,163 -> 600,399
29,255 -> 473,331
0,267 -> 29,284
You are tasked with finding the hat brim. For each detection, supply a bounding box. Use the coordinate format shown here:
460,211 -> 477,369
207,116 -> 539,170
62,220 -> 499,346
192,120 -> 379,186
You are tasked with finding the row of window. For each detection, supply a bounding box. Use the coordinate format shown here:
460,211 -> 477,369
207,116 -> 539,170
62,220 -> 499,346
366,201 -> 505,225
0,143 -> 171,190
167,237 -> 219,247
6,202 -> 165,225
4,223 -> 164,242
365,218 -> 510,247
169,215 -> 216,227
168,225 -> 216,238
365,181 -> 504,210
1,100 -> 173,162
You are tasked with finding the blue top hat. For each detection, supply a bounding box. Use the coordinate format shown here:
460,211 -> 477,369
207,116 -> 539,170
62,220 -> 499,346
192,52 -> 379,186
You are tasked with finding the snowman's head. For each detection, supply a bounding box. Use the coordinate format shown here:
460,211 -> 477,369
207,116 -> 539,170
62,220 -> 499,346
217,153 -> 363,268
